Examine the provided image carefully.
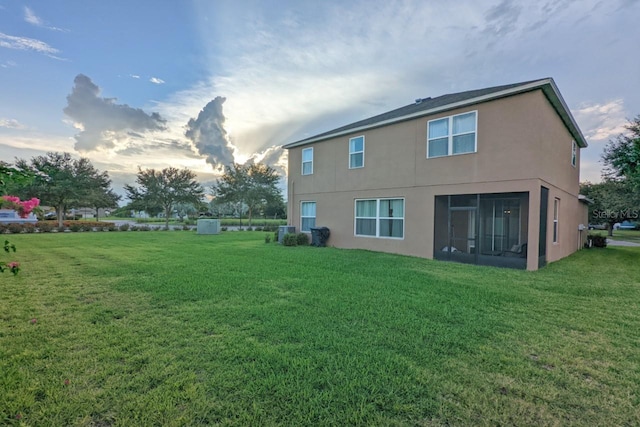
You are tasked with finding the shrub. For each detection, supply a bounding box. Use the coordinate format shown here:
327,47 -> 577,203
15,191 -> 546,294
182,225 -> 191,231
37,221 -> 54,232
139,225 -> 151,231
265,233 -> 271,244
7,223 -> 23,234
69,223 -> 82,232
221,227 -> 228,231
107,225 -> 117,231
283,233 -> 298,246
23,223 -> 36,233
0,224 -> 7,234
255,226 -> 263,231
130,226 -> 139,231
274,231 -> 279,243
81,224 -> 93,232
119,223 -> 130,231
587,234 -> 607,248
296,232 -> 309,246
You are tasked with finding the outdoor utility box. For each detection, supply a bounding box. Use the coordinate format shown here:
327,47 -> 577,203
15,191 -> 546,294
197,219 -> 221,235
278,226 -> 296,243
310,227 -> 331,247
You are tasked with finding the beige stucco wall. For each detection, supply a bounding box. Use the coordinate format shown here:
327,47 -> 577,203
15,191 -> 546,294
286,89 -> 584,270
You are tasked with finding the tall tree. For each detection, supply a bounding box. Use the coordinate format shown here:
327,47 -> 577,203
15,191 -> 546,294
124,167 -> 205,229
212,162 -> 283,227
15,152 -> 117,227
602,115 -> 640,189
580,180 -> 640,236
0,161 -> 34,195
88,172 -> 121,221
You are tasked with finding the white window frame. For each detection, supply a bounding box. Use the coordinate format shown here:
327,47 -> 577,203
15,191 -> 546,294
302,147 -> 313,175
427,111 -> 478,158
349,136 -> 365,169
571,140 -> 577,168
354,198 -> 405,239
553,198 -> 559,244
300,201 -> 316,232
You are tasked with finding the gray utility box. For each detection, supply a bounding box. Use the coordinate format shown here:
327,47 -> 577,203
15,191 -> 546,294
278,226 -> 296,243
197,219 -> 221,235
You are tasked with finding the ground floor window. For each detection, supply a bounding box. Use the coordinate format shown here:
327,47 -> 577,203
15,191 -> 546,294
355,198 -> 404,238
301,201 -> 316,232
434,192 -> 529,269
553,198 -> 559,243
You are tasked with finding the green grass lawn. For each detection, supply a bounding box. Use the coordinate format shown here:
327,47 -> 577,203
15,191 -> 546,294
2,232 -> 639,426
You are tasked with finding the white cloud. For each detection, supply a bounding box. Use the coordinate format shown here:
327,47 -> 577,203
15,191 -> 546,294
150,77 -> 165,84
573,99 -> 630,183
130,74 -> 140,79
24,6 -> 68,32
63,74 -> 167,151
0,32 -> 59,54
574,99 -> 628,143
0,118 -> 27,130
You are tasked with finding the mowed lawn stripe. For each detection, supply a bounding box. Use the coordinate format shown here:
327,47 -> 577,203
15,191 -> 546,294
1,232 -> 639,426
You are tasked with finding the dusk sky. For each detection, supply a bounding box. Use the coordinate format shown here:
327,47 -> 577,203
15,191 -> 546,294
1,0 -> 638,197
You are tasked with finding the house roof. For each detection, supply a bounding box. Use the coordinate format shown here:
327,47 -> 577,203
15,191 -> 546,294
283,78 -> 588,149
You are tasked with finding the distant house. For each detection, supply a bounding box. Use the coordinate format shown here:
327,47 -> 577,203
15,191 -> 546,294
284,78 -> 589,270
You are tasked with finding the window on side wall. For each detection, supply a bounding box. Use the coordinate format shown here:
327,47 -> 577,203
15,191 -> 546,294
355,198 -> 404,239
553,198 -> 559,243
349,136 -> 364,169
427,111 -> 477,158
301,201 -> 316,232
302,147 -> 313,175
571,140 -> 577,167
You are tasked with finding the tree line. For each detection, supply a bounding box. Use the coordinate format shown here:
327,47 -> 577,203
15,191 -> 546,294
580,115 -> 640,235
3,152 -> 285,229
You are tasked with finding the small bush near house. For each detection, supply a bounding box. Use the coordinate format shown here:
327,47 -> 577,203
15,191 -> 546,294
7,223 -> 23,234
119,223 -> 130,231
221,227 -> 228,231
296,232 -> 309,246
274,231 -> 278,243
23,224 -> 36,234
587,234 -> 607,248
265,234 -> 271,244
107,225 -> 117,232
283,233 -> 297,246
69,223 -> 82,232
37,222 -> 54,233
139,225 -> 151,232
182,225 -> 191,231
0,224 -> 7,234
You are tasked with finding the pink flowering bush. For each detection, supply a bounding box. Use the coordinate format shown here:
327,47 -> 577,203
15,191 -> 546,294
1,195 -> 40,218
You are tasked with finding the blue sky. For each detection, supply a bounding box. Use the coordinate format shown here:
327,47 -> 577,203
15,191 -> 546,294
1,0 -> 639,195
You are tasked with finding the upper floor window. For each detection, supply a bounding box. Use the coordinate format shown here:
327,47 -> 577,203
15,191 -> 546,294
302,147 -> 313,175
571,140 -> 577,167
427,111 -> 477,158
349,136 -> 365,169
301,201 -> 316,232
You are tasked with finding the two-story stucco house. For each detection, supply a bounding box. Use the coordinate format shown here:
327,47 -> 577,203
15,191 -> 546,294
283,78 -> 589,270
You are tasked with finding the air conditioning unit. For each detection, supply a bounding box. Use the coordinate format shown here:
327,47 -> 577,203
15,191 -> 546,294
278,226 -> 296,243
